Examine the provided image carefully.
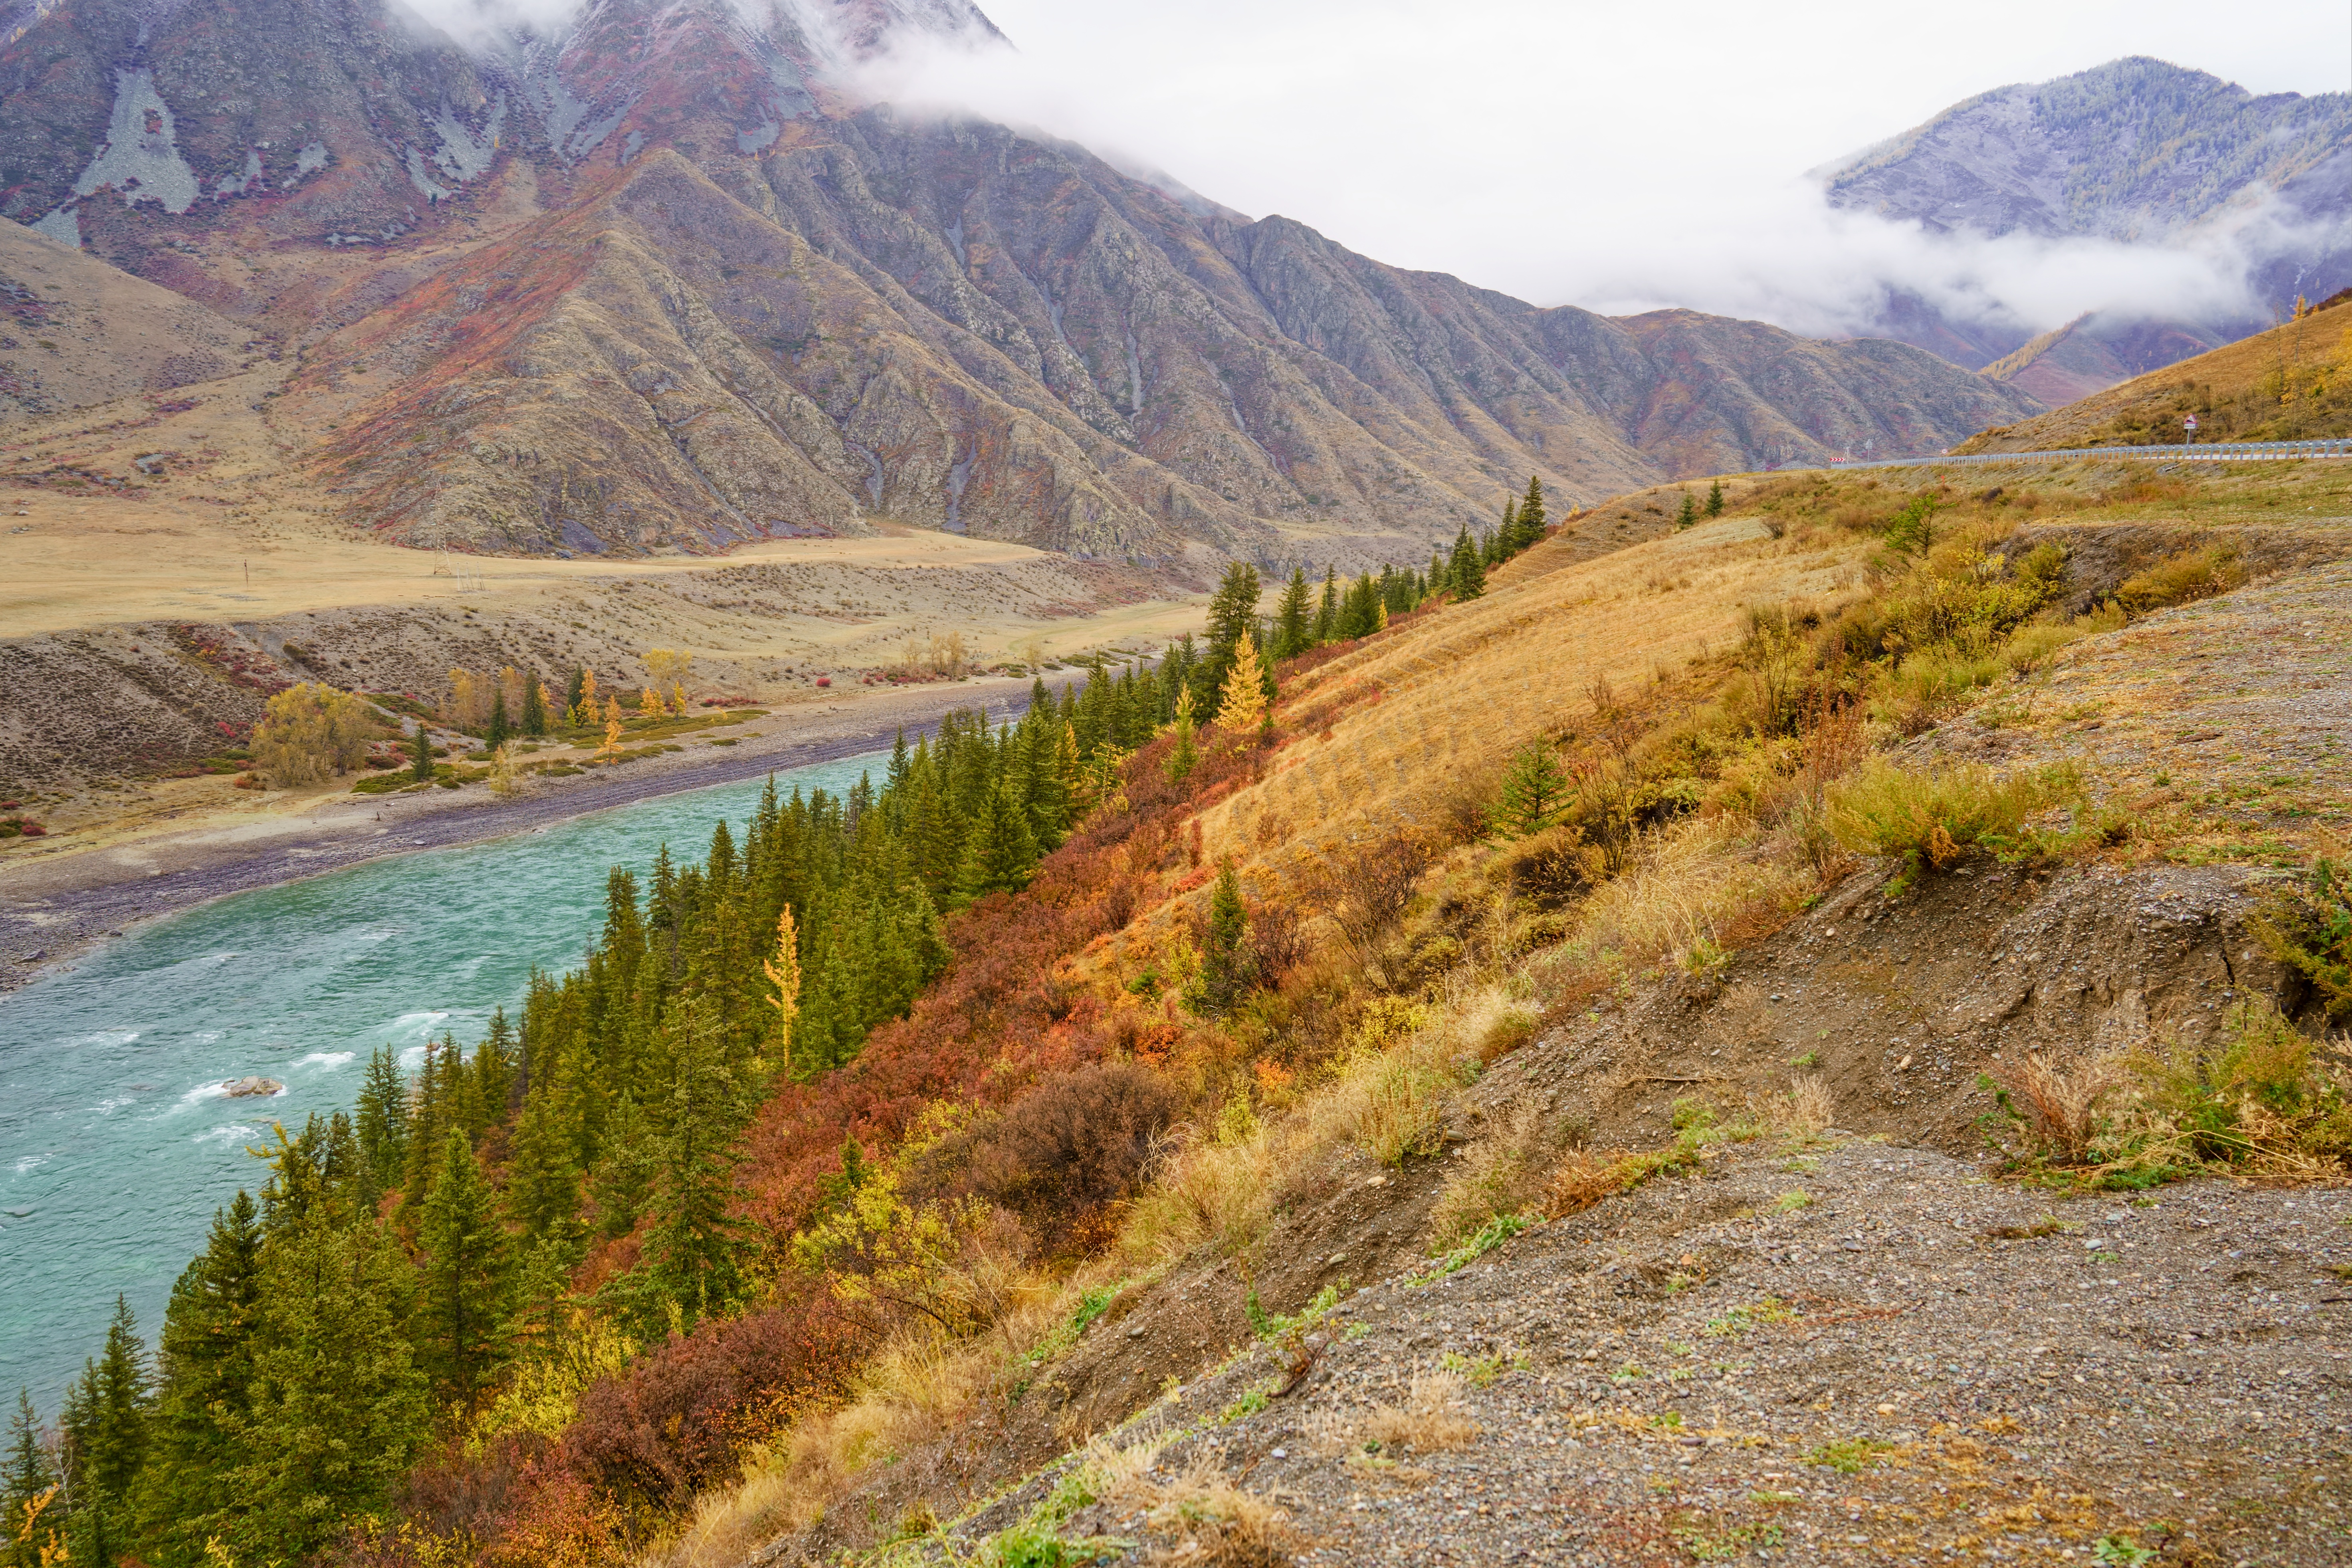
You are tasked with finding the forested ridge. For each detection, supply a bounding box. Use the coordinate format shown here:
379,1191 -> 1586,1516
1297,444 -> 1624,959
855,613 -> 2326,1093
3,492 -> 1554,1567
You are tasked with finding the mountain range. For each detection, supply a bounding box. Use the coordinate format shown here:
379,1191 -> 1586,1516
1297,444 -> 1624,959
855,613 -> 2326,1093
1821,56 -> 2352,390
0,0 -> 2039,565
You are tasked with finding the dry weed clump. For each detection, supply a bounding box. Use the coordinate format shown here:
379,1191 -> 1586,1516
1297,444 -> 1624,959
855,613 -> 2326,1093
1129,1454 -> 1301,1566
1547,816 -> 1810,982
1980,1001 -> 2352,1184
1426,1104 -> 1561,1250
1771,1074 -> 1835,1139
1304,1364 -> 1481,1463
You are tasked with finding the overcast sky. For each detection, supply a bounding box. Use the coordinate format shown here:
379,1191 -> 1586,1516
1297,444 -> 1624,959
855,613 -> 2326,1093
864,0 -> 2352,332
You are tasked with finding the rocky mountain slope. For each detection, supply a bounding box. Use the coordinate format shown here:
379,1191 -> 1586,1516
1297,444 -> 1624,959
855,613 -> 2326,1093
1822,56 -> 2350,379
0,216 -> 250,420
0,0 -> 2037,565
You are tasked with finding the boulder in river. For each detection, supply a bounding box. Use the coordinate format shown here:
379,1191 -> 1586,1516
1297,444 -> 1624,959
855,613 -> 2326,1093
222,1076 -> 284,1098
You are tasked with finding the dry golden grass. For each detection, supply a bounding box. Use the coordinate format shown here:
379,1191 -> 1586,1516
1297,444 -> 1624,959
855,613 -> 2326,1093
1181,515 -> 1866,905
1304,1364 -> 1482,1459
1774,1074 -> 1835,1138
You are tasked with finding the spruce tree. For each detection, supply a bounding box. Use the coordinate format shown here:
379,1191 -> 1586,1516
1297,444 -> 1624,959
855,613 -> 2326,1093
140,1191 -> 262,1559
1195,860 -> 1252,1013
485,688 -> 509,753
4,1387 -> 54,1568
1705,478 -> 1724,518
408,722 -> 434,783
1272,567 -> 1312,660
1496,742 -> 1570,837
565,665 -> 587,721
354,1047 -> 407,1207
520,673 -> 547,738
61,1296 -> 149,1565
1165,687 -> 1199,783
955,780 -> 1039,903
1314,566 -> 1338,646
228,1214 -> 428,1562
1519,474 -> 1547,547
641,1034 -> 749,1332
1676,491 -> 1698,529
416,1130 -> 509,1411
1195,562 -> 1262,709
588,1095 -> 659,1239
1447,526 -> 1486,601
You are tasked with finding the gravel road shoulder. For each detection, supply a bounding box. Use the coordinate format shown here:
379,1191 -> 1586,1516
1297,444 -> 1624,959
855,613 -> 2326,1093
958,1137 -> 2350,1567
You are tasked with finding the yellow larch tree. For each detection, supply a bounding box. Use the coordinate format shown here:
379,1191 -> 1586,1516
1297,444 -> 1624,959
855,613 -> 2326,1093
1214,626 -> 1267,734
761,904 -> 802,1068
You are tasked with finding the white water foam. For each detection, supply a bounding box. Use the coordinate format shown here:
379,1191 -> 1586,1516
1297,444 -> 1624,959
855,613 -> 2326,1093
192,1124 -> 261,1148
296,1051 -> 355,1069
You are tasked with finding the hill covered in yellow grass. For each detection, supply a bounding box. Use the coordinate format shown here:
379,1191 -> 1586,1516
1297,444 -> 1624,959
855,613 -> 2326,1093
1959,290 -> 2352,452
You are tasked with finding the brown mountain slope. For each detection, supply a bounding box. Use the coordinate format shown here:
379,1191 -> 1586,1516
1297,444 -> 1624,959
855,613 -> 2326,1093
0,218 -> 250,420
1958,292 -> 2352,452
0,0 -> 2043,565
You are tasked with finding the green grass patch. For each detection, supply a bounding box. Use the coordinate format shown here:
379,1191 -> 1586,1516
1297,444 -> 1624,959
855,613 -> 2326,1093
1804,1437 -> 1896,1474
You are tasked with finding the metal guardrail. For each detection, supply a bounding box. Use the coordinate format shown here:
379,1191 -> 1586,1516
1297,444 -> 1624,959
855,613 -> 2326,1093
1827,438 -> 2352,470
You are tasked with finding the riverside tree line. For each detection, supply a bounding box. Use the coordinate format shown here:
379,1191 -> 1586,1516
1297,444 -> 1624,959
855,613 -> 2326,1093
4,481 -> 1555,1567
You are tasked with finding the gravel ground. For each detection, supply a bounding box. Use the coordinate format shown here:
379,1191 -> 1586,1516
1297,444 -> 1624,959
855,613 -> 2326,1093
1924,556 -> 2352,862
955,1137 -> 2350,1567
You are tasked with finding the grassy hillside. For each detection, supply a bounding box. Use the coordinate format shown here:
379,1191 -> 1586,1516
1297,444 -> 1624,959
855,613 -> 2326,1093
17,456 -> 2352,1568
1960,291 -> 2352,451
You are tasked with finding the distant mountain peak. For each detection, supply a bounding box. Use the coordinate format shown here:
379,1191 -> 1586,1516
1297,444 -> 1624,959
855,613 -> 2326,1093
1819,54 -> 2352,242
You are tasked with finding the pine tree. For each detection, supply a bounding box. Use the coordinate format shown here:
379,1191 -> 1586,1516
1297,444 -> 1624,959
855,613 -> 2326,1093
1496,742 -> 1570,837
354,1045 -> 408,1204
1213,627 -> 1268,735
1314,566 -> 1338,645
228,1214 -> 428,1562
640,1029 -> 749,1332
485,688 -> 509,753
1447,525 -> 1486,601
1676,491 -> 1698,529
408,722 -> 434,783
521,674 -> 547,737
1272,567 -> 1312,660
1195,859 -> 1252,1013
1705,478 -> 1724,518
416,1130 -> 509,1411
4,1388 -> 54,1568
1165,686 -> 1199,783
565,666 -> 587,721
1519,474 -> 1547,547
139,1191 -> 262,1559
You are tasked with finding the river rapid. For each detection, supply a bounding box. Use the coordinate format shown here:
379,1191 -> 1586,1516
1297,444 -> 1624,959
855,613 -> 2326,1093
0,751 -> 880,1409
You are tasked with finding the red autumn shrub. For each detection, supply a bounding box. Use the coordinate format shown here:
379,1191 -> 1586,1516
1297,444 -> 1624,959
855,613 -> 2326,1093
561,1296 -> 860,1507
959,1062 -> 1181,1250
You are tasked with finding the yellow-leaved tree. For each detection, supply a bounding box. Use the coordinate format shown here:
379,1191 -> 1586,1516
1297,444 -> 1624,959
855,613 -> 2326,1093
761,905 -> 801,1068
598,714 -> 623,764
252,683 -> 374,786
1213,626 -> 1267,733
637,686 -> 664,718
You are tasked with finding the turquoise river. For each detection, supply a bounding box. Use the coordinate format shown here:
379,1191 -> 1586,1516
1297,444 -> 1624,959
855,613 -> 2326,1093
0,750 -> 881,1411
